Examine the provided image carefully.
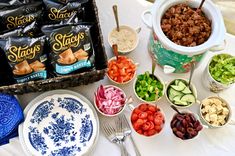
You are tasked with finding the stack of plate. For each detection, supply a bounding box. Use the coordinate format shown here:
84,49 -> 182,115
0,94 -> 23,145
18,90 -> 99,156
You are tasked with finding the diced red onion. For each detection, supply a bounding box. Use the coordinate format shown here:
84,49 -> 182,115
95,85 -> 126,115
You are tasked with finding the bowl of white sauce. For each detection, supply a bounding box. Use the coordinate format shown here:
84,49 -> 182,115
108,25 -> 140,54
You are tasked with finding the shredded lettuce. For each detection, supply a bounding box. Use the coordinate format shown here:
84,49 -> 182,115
209,54 -> 235,85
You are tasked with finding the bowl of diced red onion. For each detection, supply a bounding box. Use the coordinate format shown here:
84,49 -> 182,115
94,85 -> 127,117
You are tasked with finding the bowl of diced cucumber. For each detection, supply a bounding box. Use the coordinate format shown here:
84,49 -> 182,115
166,79 -> 198,108
134,71 -> 165,103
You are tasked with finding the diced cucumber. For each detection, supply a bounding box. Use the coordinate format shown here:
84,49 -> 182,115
182,86 -> 192,94
168,88 -> 184,97
174,101 -> 189,106
181,94 -> 196,103
168,93 -> 175,102
173,95 -> 188,106
175,80 -> 180,85
170,85 -> 184,91
173,95 -> 183,102
178,81 -> 187,89
170,80 -> 186,91
168,80 -> 196,106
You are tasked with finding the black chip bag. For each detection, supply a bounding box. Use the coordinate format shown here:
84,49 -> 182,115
43,0 -> 84,24
0,2 -> 43,32
52,0 -> 88,4
0,21 -> 42,38
41,23 -> 94,75
0,28 -> 23,38
0,36 -> 47,83
0,0 -> 22,8
22,21 -> 43,37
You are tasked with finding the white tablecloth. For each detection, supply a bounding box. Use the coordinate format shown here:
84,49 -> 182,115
1,0 -> 235,156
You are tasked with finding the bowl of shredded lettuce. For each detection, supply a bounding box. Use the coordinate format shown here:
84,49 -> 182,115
209,54 -> 235,85
203,53 -> 235,92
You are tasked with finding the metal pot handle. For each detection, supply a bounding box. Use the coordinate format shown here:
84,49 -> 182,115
141,10 -> 152,28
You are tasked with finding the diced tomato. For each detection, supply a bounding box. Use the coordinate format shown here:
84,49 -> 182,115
139,103 -> 148,111
154,112 -> 164,121
112,64 -> 118,71
154,125 -> 162,133
112,72 -> 119,77
154,118 -> 163,126
119,68 -> 126,76
149,121 -> 155,130
117,76 -> 124,83
133,108 -> 142,115
131,102 -> 164,137
148,105 -> 157,112
138,112 -> 148,119
143,119 -> 148,123
123,75 -> 131,82
146,110 -> 153,115
117,63 -> 124,69
131,113 -> 138,122
136,119 -> 144,126
137,129 -> 143,134
133,122 -> 140,130
148,129 -> 157,136
130,64 -> 136,69
126,68 -> 133,73
143,131 -> 149,136
107,56 -> 136,83
148,115 -> 154,121
142,122 -> 151,131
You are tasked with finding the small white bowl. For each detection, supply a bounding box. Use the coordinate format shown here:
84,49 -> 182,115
202,53 -> 234,93
128,102 -> 166,137
199,96 -> 234,128
171,110 -> 203,140
108,25 -> 140,54
133,73 -> 165,103
93,85 -> 127,117
107,56 -> 138,85
165,78 -> 198,109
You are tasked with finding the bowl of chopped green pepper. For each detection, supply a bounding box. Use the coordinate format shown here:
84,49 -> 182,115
133,71 -> 165,103
202,53 -> 235,92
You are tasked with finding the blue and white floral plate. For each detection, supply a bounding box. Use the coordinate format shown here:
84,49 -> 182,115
19,90 -> 99,156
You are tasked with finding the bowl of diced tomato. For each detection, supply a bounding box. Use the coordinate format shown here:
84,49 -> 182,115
130,103 -> 165,137
107,56 -> 137,85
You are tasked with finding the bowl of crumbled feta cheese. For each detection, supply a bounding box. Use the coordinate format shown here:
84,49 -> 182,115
108,25 -> 140,54
199,96 -> 233,128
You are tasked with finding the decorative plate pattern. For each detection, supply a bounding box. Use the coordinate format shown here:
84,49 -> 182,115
23,93 -> 98,156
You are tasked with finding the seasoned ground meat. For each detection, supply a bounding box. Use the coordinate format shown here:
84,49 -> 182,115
161,3 -> 211,47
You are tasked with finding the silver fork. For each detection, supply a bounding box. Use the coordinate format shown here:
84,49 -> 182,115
120,114 -> 142,156
115,116 -> 130,156
101,118 -> 128,156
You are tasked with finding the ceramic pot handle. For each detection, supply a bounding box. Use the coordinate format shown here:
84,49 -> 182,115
209,39 -> 226,52
163,65 -> 175,74
141,10 -> 152,28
